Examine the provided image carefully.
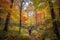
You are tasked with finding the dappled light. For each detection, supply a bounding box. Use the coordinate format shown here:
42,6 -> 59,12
0,0 -> 60,40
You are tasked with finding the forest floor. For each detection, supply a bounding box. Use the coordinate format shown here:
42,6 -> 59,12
0,26 -> 59,40
0,30 -> 58,40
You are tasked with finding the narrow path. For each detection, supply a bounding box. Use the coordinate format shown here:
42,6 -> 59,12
29,35 -> 36,40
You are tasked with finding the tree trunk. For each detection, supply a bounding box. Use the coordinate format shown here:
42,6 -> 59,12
3,0 -> 14,32
19,0 -> 24,32
3,12 -> 10,32
48,1 -> 60,39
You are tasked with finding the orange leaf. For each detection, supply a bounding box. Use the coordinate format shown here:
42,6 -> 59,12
22,16 -> 27,21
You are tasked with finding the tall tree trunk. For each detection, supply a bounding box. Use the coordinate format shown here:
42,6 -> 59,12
3,0 -> 14,32
3,12 -> 10,32
19,0 -> 24,32
48,1 -> 60,39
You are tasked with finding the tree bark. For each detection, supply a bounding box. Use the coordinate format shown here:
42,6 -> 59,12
3,12 -> 10,32
19,0 -> 24,32
3,0 -> 14,32
48,1 -> 60,40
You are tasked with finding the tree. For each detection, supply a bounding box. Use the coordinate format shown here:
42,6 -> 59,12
3,0 -> 14,32
18,0 -> 24,32
48,0 -> 60,39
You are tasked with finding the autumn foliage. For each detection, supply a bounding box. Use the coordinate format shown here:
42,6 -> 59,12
22,16 -> 27,21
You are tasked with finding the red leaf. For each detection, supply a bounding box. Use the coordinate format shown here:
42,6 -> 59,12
36,13 -> 42,20
22,16 -> 27,21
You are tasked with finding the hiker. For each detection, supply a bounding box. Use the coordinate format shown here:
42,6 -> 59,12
28,27 -> 32,35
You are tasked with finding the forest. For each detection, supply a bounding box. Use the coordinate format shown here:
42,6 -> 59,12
0,0 -> 60,40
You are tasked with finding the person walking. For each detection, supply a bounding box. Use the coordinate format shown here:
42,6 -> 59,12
28,27 -> 32,35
